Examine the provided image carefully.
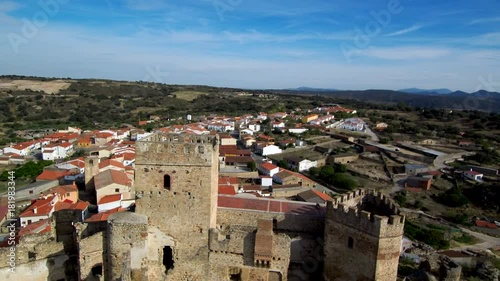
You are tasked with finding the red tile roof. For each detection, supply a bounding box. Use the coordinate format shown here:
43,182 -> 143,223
99,159 -> 125,170
311,189 -> 333,201
218,185 -> 237,195
475,220 -> 498,229
94,170 -> 132,189
19,197 -> 56,217
68,158 -> 85,169
0,205 -> 9,219
260,162 -> 279,171
85,207 -> 127,222
36,170 -> 71,181
94,132 -> 114,138
18,219 -> 51,237
43,184 -> 78,199
98,194 -> 122,205
55,200 -> 89,211
218,177 -> 239,186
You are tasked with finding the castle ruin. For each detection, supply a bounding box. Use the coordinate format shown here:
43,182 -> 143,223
0,133 -> 405,280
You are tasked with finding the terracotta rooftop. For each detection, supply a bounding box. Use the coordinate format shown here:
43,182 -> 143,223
225,156 -> 254,163
98,194 -> 122,205
0,205 -> 8,219
18,219 -> 51,237
218,185 -> 237,195
95,169 -> 132,189
99,159 -> 125,170
55,200 -> 89,211
218,177 -> 239,186
259,162 -> 279,171
43,184 -> 78,198
19,197 -> 56,218
297,189 -> 332,203
36,170 -> 71,181
85,207 -> 127,222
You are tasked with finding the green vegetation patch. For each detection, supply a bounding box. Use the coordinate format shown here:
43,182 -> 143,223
404,220 -> 450,250
0,160 -> 53,182
172,91 -> 207,101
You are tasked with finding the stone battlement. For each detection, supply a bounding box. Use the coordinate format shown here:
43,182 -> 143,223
140,133 -> 219,145
327,189 -> 405,238
136,133 -> 220,166
330,189 -> 368,208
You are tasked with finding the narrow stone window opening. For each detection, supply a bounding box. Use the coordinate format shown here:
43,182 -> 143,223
164,175 -> 171,190
348,237 -> 354,249
91,264 -> 103,276
163,246 -> 174,273
28,251 -> 36,261
230,272 -> 241,281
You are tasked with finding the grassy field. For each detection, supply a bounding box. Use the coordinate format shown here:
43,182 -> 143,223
0,179 -> 32,194
172,91 -> 207,101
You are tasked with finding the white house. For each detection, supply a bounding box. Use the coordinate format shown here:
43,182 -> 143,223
98,194 -> 122,212
42,142 -> 74,160
285,157 -> 318,172
207,122 -> 235,132
260,176 -> 273,187
262,145 -> 282,156
257,113 -> 268,120
288,128 -> 308,134
254,144 -> 282,156
464,170 -> 483,181
19,196 -> 58,227
340,118 -> 365,131
248,123 -> 261,132
258,162 -> 280,177
42,149 -> 58,161
272,121 -> 286,129
3,143 -> 33,156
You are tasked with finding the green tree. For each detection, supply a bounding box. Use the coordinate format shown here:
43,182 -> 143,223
319,165 -> 336,182
247,161 -> 257,171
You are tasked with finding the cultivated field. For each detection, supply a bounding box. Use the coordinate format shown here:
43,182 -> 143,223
0,79 -> 72,94
172,91 -> 207,101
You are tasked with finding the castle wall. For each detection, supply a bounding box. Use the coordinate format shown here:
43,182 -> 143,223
78,231 -> 104,281
209,227 -> 290,281
0,233 -> 68,281
216,209 -> 325,234
323,191 -> 404,281
107,212 -> 148,281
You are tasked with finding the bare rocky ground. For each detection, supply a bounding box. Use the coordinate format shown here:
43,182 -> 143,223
0,79 -> 72,94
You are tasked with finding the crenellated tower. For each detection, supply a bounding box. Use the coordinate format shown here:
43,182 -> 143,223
134,133 -> 220,280
323,189 -> 405,281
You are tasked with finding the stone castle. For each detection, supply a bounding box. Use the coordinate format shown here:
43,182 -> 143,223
0,133 -> 405,281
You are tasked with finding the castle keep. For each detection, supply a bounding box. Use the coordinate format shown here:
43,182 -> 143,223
0,133 -> 405,281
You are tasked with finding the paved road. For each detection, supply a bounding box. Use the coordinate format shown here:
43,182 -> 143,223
450,227 -> 500,255
402,208 -> 500,255
364,126 -> 379,142
433,151 -> 476,169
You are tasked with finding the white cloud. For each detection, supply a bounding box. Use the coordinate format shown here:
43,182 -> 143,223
468,17 -> 500,25
0,1 -> 21,24
385,25 -> 423,37
359,46 -> 451,60
123,0 -> 169,11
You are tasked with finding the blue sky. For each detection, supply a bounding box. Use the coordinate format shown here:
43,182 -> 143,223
0,0 -> 499,91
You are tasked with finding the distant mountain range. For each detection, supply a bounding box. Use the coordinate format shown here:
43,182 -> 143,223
398,88 -> 453,95
289,87 -> 455,95
275,88 -> 500,112
287,87 -> 339,92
